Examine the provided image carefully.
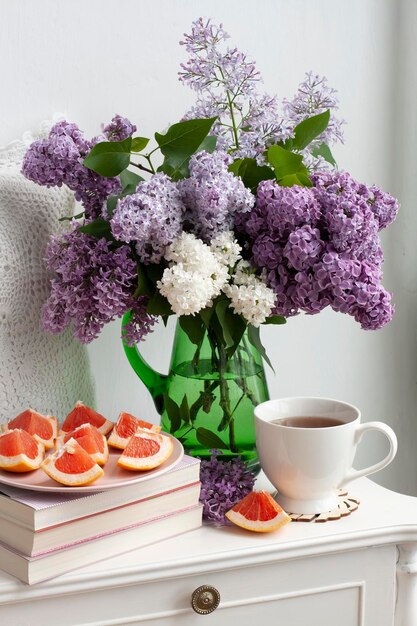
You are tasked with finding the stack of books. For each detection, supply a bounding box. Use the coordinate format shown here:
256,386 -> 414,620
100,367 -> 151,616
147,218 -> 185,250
0,455 -> 202,585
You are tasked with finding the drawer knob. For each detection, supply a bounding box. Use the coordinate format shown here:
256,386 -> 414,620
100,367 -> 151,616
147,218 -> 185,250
191,585 -> 220,615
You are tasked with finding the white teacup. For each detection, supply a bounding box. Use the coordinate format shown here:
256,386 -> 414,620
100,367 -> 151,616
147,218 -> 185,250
254,397 -> 397,514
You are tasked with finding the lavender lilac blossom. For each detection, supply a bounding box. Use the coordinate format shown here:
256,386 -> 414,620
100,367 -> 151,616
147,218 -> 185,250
110,173 -> 185,264
236,172 -> 399,330
179,20 -> 343,165
179,18 -> 290,161
42,228 -> 155,344
283,72 -> 345,150
22,121 -> 121,218
103,115 -> 137,142
179,151 -> 254,241
199,451 -> 255,524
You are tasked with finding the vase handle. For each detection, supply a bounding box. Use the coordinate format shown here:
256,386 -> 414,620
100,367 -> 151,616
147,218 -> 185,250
122,312 -> 167,415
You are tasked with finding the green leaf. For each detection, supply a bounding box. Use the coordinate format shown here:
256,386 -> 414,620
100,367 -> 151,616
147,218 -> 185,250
247,325 -> 275,372
106,169 -> 144,217
155,117 -> 217,180
120,169 -> 143,189
163,395 -> 181,433
199,306 -> 214,328
133,264 -> 153,298
292,110 -> 330,151
267,145 -> 304,180
59,211 -> 85,222
84,138 -> 132,177
215,299 -> 247,357
130,137 -> 149,152
215,300 -> 234,349
196,135 -> 217,154
282,137 -> 294,151
179,315 -> 206,346
78,218 -> 113,240
146,291 -> 172,316
195,427 -> 228,450
180,395 -> 191,425
146,263 -> 165,284
231,158 -> 274,192
311,142 -> 337,167
263,315 -> 287,325
228,159 -> 243,176
279,171 -> 312,188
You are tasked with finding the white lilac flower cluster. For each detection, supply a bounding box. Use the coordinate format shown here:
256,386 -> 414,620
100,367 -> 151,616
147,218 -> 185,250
223,261 -> 276,327
158,232 -> 275,326
158,233 -> 228,315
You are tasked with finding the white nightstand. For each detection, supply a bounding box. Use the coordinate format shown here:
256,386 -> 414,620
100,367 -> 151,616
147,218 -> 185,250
1,477 -> 417,625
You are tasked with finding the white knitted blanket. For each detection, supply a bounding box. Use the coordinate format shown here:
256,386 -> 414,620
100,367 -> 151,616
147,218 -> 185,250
0,119 -> 95,424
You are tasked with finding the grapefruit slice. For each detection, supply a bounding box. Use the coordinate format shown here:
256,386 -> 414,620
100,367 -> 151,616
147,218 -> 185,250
41,438 -> 104,486
225,491 -> 291,533
0,429 -> 44,472
3,408 -> 58,449
56,423 -> 109,466
61,401 -> 113,436
117,431 -> 173,471
108,412 -> 161,450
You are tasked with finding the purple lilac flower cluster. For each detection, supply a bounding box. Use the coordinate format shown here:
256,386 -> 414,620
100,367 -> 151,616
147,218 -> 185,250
110,173 -> 185,264
42,228 -> 155,344
109,152 -> 253,256
22,119 -> 124,218
283,72 -> 345,153
179,18 -> 290,160
179,151 -> 255,241
179,19 -> 343,164
103,114 -> 137,142
121,299 -> 158,346
236,171 -> 399,329
199,451 -> 255,524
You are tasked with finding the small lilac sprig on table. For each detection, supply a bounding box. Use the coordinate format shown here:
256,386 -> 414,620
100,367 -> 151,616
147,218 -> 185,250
200,451 -> 255,524
21,17 -> 399,457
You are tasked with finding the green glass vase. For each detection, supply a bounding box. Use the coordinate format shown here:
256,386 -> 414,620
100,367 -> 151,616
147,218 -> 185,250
122,313 -> 269,462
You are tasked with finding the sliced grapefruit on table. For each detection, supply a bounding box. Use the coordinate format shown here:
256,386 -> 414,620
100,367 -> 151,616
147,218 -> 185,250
61,401 -> 113,436
41,438 -> 104,486
56,423 -> 109,466
108,412 -> 161,450
0,429 -> 44,472
2,409 -> 58,449
117,431 -> 173,471
225,491 -> 291,533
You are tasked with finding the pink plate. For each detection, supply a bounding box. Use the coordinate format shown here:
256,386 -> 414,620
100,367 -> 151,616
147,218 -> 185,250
0,434 -> 183,493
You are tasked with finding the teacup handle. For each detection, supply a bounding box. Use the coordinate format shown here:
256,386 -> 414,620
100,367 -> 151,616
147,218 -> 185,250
340,421 -> 398,487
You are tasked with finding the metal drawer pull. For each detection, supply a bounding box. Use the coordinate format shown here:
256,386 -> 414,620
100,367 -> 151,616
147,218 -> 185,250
191,585 -> 220,614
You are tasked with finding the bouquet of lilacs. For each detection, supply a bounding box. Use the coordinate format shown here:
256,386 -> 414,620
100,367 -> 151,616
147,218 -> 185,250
22,18 -> 398,459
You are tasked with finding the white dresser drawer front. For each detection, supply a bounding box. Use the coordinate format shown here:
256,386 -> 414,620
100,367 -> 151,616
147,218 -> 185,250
1,545 -> 396,626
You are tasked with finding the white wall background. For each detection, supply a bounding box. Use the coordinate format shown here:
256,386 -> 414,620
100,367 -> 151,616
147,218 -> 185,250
0,0 -> 416,494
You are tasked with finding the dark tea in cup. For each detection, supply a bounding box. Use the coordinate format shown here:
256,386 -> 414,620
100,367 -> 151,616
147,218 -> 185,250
271,416 -> 345,428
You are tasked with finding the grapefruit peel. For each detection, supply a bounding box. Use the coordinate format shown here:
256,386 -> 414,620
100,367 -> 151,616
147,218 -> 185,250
56,423 -> 109,466
225,490 -> 291,533
2,409 -> 58,449
61,401 -> 114,436
0,429 -> 45,472
41,438 -> 104,486
108,412 -> 161,450
117,431 -> 173,471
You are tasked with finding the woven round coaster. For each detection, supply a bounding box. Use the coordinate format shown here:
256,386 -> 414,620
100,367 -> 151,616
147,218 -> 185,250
284,489 -> 360,523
